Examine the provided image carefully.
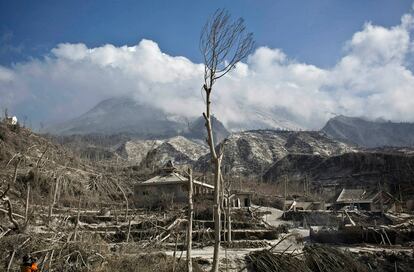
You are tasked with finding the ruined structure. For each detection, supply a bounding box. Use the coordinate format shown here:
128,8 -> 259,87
334,188 -> 399,212
134,164 -> 214,205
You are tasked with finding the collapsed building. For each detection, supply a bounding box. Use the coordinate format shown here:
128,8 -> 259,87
334,188 -> 401,212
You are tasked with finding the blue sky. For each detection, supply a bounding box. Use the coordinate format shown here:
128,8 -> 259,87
1,1 -> 414,130
0,0 -> 412,67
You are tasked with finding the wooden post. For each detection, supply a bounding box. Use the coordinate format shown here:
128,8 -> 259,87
53,176 -> 60,205
186,168 -> 193,272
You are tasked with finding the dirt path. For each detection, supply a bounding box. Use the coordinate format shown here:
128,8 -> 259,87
254,205 -> 285,227
165,206 -> 306,260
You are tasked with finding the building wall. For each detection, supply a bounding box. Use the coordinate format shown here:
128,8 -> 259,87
135,184 -> 187,205
232,195 -> 251,208
134,183 -> 214,207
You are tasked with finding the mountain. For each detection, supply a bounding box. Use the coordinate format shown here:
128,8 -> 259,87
46,97 -> 187,137
182,116 -> 230,145
45,97 -> 230,143
322,115 -> 414,148
117,139 -> 163,164
139,136 -> 209,169
194,130 -> 353,176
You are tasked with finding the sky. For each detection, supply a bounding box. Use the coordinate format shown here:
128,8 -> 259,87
1,0 -> 414,130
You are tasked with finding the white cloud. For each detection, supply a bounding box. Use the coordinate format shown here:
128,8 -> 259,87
1,12 -> 414,130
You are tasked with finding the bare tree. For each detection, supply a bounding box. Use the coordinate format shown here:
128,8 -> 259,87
186,168 -> 193,272
200,9 -> 254,272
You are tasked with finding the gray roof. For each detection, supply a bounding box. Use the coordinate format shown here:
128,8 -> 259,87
336,189 -> 373,203
137,172 -> 214,189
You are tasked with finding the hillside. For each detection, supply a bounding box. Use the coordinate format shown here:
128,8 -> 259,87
139,136 -> 209,169
0,120 -> 130,208
194,130 -> 353,176
322,115 -> 414,148
182,115 -> 230,144
263,151 -> 414,199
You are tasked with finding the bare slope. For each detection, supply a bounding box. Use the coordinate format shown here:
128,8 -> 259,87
263,151 -> 414,199
122,136 -> 208,168
0,121 -> 124,206
195,130 -> 353,176
322,115 -> 414,148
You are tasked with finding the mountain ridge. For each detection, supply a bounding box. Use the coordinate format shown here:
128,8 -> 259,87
45,97 -> 230,143
322,115 -> 414,148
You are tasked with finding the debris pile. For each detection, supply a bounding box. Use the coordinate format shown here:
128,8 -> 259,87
303,245 -> 368,272
246,244 -> 414,272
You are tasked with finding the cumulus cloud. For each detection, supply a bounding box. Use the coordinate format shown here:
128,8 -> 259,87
1,11 -> 414,130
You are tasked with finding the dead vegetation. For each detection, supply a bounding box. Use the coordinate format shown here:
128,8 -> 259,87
1,116 -> 414,272
246,243 -> 414,272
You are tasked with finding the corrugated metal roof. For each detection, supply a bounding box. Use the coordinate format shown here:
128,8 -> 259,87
138,172 -> 187,185
137,172 -> 214,189
336,189 -> 373,203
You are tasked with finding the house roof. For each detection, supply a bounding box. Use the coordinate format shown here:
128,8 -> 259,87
336,189 -> 373,203
136,171 -> 214,189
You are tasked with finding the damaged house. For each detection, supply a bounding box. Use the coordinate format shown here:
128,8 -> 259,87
334,188 -> 400,212
134,163 -> 252,208
134,167 -> 214,206
224,191 -> 253,208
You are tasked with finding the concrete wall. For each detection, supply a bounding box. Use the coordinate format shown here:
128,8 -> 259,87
135,183 -> 187,206
231,195 -> 251,208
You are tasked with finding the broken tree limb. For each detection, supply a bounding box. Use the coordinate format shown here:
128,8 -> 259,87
7,237 -> 30,272
2,195 -> 19,230
116,182 -> 129,221
6,250 -> 16,272
0,208 -> 24,219
126,219 -> 132,243
25,183 -> 30,223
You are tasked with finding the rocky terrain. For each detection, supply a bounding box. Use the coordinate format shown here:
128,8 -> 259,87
117,139 -> 163,164
130,136 -> 209,169
322,115 -> 414,148
182,115 -> 230,145
195,130 -> 353,176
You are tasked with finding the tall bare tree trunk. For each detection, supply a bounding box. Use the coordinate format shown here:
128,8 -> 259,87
227,198 -> 232,243
187,168 -> 193,272
203,89 -> 223,272
199,10 -> 254,272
